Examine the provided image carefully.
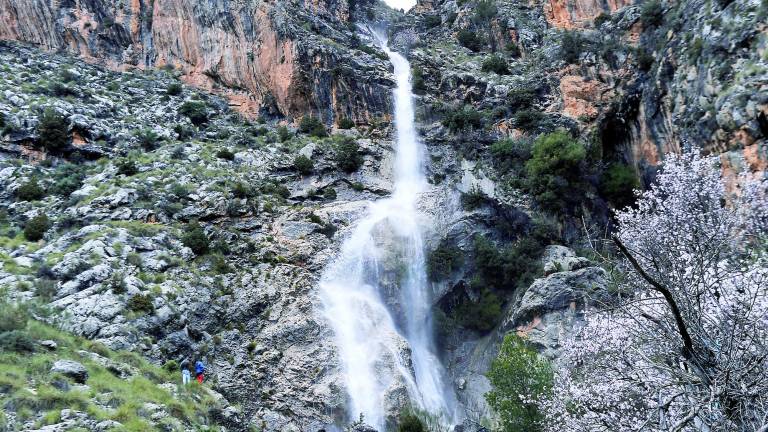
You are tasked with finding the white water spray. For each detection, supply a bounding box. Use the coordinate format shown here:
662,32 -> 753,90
319,35 -> 456,430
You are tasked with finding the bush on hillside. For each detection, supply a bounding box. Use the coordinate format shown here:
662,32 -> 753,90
333,137 -> 363,173
299,116 -> 327,138
116,159 -> 138,176
166,82 -> 183,96
24,214 -> 50,241
16,179 -> 46,201
443,106 -> 484,132
179,101 -> 208,125
294,155 -> 314,175
0,330 -> 36,353
37,109 -> 70,152
512,109 -> 545,131
127,294 -> 154,314
427,241 -> 465,280
507,87 -> 538,110
457,30 -> 483,52
50,163 -> 86,197
337,117 -> 355,129
216,148 -> 235,161
135,128 -> 161,151
490,137 -> 532,174
412,66 -> 427,94
482,55 -> 510,75
456,289 -> 503,333
641,0 -> 664,26
525,131 -> 587,212
182,222 -> 210,255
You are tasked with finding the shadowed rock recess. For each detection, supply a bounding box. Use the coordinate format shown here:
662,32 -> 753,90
0,0 -> 765,430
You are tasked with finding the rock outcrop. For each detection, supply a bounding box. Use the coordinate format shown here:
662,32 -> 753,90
0,0 -> 394,122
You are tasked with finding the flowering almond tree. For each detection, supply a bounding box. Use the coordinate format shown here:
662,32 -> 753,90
544,153 -> 768,431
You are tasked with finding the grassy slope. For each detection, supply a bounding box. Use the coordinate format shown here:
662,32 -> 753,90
0,303 -> 224,431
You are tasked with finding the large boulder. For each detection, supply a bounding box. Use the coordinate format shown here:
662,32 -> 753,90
51,360 -> 88,384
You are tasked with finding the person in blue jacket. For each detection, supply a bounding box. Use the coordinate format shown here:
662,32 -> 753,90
194,359 -> 206,384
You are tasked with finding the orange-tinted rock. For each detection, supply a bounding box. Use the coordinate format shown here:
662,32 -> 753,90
543,0 -> 634,29
560,75 -> 602,119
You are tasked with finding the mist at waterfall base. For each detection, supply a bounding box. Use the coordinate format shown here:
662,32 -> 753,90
318,38 -> 458,429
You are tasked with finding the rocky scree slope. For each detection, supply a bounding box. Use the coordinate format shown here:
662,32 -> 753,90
0,41 -> 407,431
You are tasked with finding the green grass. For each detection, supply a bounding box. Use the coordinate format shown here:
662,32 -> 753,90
0,307 -> 222,431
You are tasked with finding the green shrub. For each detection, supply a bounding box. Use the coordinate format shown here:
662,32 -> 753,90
525,131 -> 587,211
163,360 -> 179,372
600,163 -> 640,209
116,159 -> 138,176
337,118 -> 355,129
443,106 -> 484,132
166,82 -> 183,96
423,14 -> 442,29
209,254 -> 232,274
456,289 -> 502,333
294,155 -> 314,175
299,116 -> 327,137
491,138 -> 532,174
110,272 -> 127,294
135,128 -> 161,151
0,330 -> 36,353
412,66 -> 427,94
277,126 -> 292,142
24,214 -> 50,241
505,42 -> 521,57
640,0 -> 664,26
512,109 -> 544,131
457,30 -> 483,52
127,294 -> 154,314
486,334 -> 553,432
0,303 -> 27,332
427,241 -> 464,280
461,187 -> 488,210
179,101 -> 208,125
508,87 -> 538,110
37,109 -> 70,152
50,164 -> 85,197
231,182 -> 252,199
216,148 -> 235,161
34,278 -> 58,299
334,137 -> 363,173
397,413 -> 425,432
16,179 -> 46,201
323,187 -> 337,200
481,55 -> 510,75
182,222 -> 209,255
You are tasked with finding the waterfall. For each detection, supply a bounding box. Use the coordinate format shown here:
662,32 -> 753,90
319,35 -> 457,430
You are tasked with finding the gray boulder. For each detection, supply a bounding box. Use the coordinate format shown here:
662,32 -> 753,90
51,360 -> 88,383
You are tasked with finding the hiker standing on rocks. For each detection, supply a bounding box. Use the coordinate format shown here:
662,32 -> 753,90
195,359 -> 206,384
180,358 -> 191,385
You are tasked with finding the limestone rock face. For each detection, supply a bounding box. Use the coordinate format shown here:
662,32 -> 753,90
0,0 -> 392,122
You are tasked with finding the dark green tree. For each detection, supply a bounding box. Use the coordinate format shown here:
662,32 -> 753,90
37,108 -> 70,152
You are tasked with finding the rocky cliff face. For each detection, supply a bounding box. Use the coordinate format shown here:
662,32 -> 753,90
0,0 -> 393,123
407,0 -> 767,179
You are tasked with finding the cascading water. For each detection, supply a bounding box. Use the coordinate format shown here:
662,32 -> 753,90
319,34 -> 457,430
